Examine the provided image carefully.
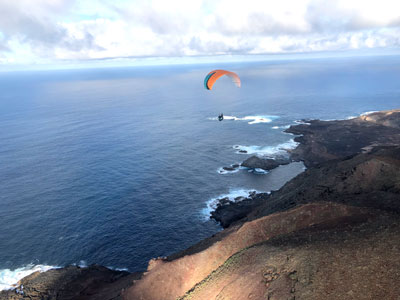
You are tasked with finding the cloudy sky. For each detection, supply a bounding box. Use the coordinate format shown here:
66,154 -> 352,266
0,0 -> 400,67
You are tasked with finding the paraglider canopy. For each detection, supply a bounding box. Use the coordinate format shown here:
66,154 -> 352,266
204,70 -> 241,90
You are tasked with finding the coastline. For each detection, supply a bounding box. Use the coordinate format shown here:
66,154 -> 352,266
210,109 -> 400,227
2,109 -> 400,299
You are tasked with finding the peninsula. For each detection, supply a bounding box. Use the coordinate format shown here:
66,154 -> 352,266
2,109 -> 400,300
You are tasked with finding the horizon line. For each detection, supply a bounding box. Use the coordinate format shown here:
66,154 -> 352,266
1,48 -> 400,73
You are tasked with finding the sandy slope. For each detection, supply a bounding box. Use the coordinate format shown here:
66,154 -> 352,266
181,212 -> 400,300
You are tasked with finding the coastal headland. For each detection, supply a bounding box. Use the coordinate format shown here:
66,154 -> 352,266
2,109 -> 400,300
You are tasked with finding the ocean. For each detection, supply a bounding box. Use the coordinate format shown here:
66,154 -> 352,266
1,55 -> 400,289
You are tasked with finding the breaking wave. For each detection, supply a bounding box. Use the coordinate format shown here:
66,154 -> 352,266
347,111 -> 379,120
202,189 -> 264,219
360,111 -> 379,116
233,139 -> 298,157
248,168 -> 269,174
293,120 -> 311,125
0,264 -> 59,291
209,115 -> 279,124
272,125 -> 290,130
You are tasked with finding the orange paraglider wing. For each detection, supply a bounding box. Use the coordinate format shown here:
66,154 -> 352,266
204,70 -> 241,90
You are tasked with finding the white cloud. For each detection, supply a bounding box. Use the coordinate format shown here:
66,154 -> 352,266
208,0 -> 312,35
0,0 -> 400,65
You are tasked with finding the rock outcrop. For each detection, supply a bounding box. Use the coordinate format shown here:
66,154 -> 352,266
210,192 -> 269,228
241,156 -> 291,171
0,265 -> 141,300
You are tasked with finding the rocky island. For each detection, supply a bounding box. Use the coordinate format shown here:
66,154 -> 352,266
2,109 -> 400,300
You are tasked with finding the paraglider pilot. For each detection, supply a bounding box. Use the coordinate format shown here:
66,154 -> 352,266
204,69 -> 239,123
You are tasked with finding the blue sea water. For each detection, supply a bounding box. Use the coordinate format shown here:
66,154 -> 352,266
1,55 -> 400,286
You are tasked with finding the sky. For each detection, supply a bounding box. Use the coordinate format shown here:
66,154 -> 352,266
0,0 -> 400,68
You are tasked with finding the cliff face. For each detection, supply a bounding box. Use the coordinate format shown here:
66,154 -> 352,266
3,110 -> 400,300
180,212 -> 400,300
123,203 -> 375,300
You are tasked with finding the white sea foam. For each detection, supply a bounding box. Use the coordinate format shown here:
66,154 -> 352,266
294,120 -> 311,125
233,139 -> 298,157
0,264 -> 58,291
272,125 -> 290,130
202,189 -> 263,219
252,168 -> 269,174
209,115 -> 279,124
360,111 -> 379,116
297,111 -> 379,122
106,266 -> 129,272
217,168 -> 239,175
78,260 -> 88,268
241,166 -> 269,174
347,111 -> 379,120
0,262 -> 130,292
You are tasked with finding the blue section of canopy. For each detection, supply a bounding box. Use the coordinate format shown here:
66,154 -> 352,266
204,72 -> 216,90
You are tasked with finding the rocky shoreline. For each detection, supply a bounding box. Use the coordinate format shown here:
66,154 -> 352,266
2,109 -> 400,300
212,109 -> 400,227
210,191 -> 270,228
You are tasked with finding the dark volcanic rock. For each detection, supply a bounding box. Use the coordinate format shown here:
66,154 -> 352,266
222,166 -> 237,171
217,197 -> 231,206
285,109 -> 400,167
222,166 -> 236,171
247,146 -> 400,221
211,193 -> 270,228
0,265 -> 140,300
219,164 -> 240,173
223,110 -> 400,226
241,156 -> 291,171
